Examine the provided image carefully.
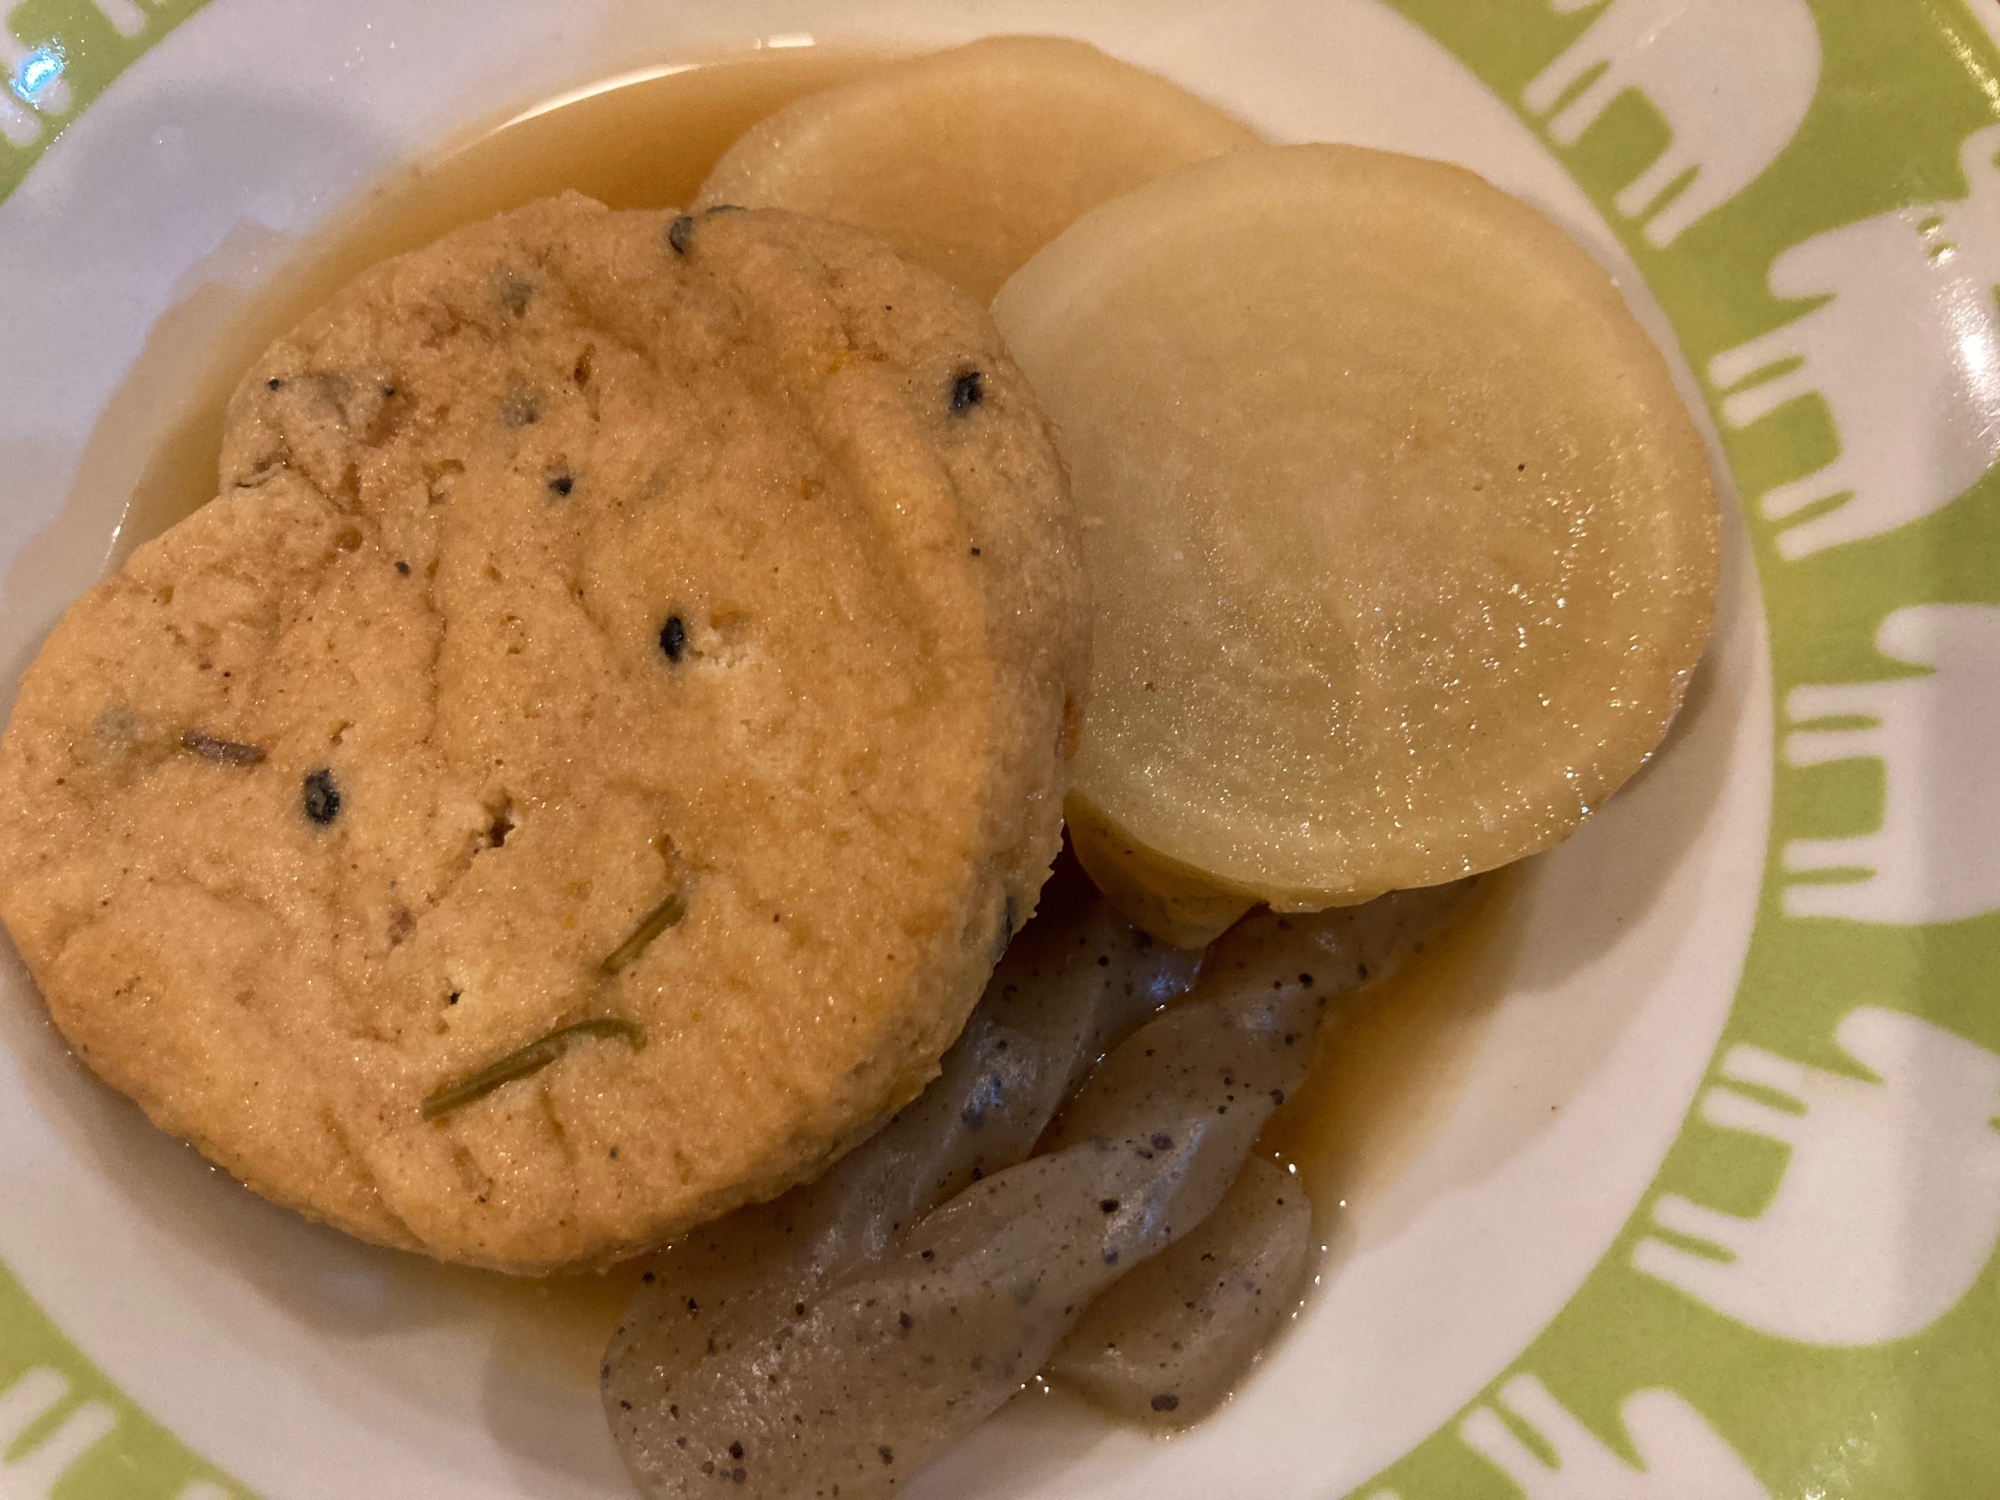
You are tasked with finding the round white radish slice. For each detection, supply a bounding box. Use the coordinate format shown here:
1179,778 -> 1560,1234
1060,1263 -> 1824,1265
992,144 -> 1719,924
694,36 -> 1258,301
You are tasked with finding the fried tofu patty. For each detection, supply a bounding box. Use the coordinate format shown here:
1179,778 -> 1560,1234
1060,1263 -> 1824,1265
0,194 -> 1086,1272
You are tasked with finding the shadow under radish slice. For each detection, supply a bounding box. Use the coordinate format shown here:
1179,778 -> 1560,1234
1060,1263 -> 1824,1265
693,36 -> 1259,302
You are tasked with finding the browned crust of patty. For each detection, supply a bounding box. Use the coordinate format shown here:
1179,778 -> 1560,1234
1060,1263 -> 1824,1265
0,195 -> 1087,1271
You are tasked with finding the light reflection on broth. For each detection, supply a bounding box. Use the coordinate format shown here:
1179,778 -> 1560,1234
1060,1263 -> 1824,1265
98,48 -> 890,568
1257,867 -> 1521,1249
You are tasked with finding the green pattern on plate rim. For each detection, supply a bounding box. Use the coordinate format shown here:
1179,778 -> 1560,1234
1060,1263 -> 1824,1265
1363,2 -> 2000,1496
0,0 -> 205,200
3,11 -> 237,1500
3,1 -> 1998,1495
0,1267 -> 241,1499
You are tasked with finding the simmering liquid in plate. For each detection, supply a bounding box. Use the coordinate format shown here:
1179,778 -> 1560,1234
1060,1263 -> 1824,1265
102,48 -> 888,565
70,48 -> 1517,1394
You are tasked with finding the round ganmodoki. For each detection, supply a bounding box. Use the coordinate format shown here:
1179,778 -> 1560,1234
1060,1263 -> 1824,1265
0,194 -> 1087,1273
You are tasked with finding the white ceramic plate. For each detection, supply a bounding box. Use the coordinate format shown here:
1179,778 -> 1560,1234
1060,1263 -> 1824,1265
3,2 -> 1997,1496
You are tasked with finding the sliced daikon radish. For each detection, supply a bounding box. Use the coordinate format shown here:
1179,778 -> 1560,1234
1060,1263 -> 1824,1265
694,36 -> 1257,301
993,144 -> 1719,920
1044,1155 -> 1312,1427
1065,794 -> 1257,948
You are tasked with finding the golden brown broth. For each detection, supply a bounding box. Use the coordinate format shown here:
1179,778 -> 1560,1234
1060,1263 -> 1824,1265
82,45 -> 1514,1384
106,48 -> 889,562
1257,868 -> 1518,1239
